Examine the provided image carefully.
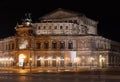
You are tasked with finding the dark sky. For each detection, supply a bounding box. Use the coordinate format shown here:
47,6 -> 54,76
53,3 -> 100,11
0,0 -> 120,42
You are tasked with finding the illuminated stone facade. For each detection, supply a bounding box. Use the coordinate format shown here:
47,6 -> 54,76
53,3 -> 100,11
0,9 -> 120,69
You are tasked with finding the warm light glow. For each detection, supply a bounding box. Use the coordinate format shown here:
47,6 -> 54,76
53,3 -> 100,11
10,58 -> 14,61
26,22 -> 30,26
0,57 -> 14,61
29,58 -> 32,61
74,57 -> 79,63
102,57 -> 105,61
56,57 -> 60,60
66,58 -> 70,60
70,51 -> 76,63
99,55 -> 105,62
19,39 -> 28,49
90,57 -> 94,61
19,54 -> 26,59
19,69 -> 28,73
48,57 -> 52,60
19,54 -> 26,67
99,55 -> 105,67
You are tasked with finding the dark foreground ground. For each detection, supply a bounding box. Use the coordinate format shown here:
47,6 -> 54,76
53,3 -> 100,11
0,73 -> 120,82
0,67 -> 120,82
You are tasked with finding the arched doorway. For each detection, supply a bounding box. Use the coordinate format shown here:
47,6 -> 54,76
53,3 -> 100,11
99,55 -> 105,68
19,54 -> 26,67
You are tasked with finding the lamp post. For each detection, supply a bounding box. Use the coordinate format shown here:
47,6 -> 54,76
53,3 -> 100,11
29,58 -> 32,73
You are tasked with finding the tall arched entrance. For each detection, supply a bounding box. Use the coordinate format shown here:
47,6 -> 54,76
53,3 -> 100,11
19,54 -> 26,67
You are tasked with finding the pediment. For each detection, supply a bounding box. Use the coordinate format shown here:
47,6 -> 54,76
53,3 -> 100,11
40,8 -> 83,19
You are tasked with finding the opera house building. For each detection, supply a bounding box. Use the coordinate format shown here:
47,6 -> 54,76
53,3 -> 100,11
0,9 -> 120,69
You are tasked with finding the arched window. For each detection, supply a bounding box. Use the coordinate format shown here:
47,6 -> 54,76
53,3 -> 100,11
60,56 -> 64,66
44,42 -> 49,49
44,56 -> 48,67
12,43 -> 14,50
68,41 -> 73,49
60,26 -> 63,29
36,42 -> 41,49
60,41 -> 65,49
43,26 -> 46,29
52,41 -> 57,49
54,26 -> 57,29
66,26 -> 68,29
38,26 -> 41,29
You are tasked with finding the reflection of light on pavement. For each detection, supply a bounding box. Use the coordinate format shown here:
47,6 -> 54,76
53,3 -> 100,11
47,70 -> 51,72
38,70 -> 55,72
38,70 -> 43,72
19,76 -> 27,81
19,69 -> 28,73
64,70 -> 70,71
46,70 -> 50,72
38,70 -> 51,72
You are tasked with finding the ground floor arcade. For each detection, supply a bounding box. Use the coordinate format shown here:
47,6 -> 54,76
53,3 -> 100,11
0,51 -> 120,69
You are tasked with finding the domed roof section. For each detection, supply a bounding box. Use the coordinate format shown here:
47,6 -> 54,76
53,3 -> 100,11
39,8 -> 84,20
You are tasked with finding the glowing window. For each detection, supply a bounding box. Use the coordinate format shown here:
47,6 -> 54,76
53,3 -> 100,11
19,39 -> 28,49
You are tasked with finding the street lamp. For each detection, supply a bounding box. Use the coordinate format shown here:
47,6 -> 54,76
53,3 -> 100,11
29,58 -> 32,73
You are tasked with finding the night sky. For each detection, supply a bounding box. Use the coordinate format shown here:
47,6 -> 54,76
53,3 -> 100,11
0,0 -> 120,42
